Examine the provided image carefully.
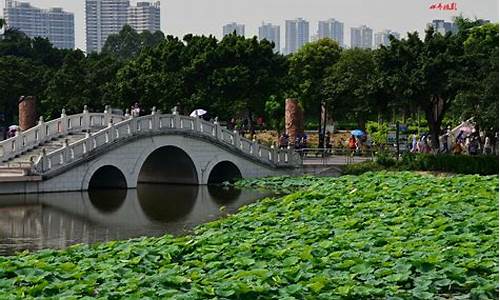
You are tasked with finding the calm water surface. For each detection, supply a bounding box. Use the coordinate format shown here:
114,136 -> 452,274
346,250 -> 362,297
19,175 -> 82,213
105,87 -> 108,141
0,184 -> 271,256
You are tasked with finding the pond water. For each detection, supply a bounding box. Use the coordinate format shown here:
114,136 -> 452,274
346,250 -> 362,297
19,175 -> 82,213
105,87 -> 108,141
0,185 -> 271,256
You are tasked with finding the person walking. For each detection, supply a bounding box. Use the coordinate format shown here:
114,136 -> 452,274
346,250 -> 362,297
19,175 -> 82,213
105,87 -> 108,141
131,102 -> 141,118
484,136 -> 492,154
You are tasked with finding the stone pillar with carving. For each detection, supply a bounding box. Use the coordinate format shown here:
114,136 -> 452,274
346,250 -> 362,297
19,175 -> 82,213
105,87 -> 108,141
285,98 -> 304,146
18,96 -> 37,131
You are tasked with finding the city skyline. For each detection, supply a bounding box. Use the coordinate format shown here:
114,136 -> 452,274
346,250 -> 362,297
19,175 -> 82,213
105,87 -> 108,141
3,0 -> 74,49
0,0 -> 498,51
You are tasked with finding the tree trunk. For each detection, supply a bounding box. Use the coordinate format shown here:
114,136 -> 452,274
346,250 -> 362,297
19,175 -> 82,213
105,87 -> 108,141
424,95 -> 447,151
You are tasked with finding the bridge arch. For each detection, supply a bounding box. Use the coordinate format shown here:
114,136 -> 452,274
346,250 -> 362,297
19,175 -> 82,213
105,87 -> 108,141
138,145 -> 198,185
207,160 -> 242,184
88,165 -> 128,190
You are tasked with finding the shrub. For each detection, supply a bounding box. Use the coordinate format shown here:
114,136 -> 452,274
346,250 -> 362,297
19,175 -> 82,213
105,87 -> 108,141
342,161 -> 385,175
374,150 -> 397,167
407,154 -> 499,175
344,153 -> 499,175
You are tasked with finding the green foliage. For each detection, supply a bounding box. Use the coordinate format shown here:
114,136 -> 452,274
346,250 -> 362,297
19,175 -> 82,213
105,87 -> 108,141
288,38 -> 342,121
114,33 -> 287,120
0,19 -> 497,137
341,161 -> 385,175
323,48 -> 384,128
264,95 -> 284,132
344,154 -> 499,176
452,22 -> 499,133
101,25 -> 165,59
1,172 -> 497,299
0,56 -> 45,125
376,28 -> 465,149
365,121 -> 389,145
374,150 -> 397,167
403,153 -> 499,175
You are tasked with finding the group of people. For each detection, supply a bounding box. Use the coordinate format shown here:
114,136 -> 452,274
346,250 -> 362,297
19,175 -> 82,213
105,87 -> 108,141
410,129 -> 496,155
410,135 -> 432,153
449,130 -> 494,155
278,132 -> 309,150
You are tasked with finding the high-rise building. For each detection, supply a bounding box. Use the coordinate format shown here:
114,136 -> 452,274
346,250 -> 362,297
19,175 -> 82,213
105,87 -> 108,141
318,18 -> 344,46
258,22 -> 280,52
128,1 -> 160,33
285,18 -> 309,54
85,0 -> 129,54
374,30 -> 400,48
3,0 -> 75,49
350,25 -> 373,49
223,22 -> 245,36
428,19 -> 458,35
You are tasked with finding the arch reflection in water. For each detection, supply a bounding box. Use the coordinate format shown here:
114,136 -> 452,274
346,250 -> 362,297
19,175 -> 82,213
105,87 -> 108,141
0,185 -> 272,256
207,185 -> 242,205
137,184 -> 198,222
88,189 -> 127,213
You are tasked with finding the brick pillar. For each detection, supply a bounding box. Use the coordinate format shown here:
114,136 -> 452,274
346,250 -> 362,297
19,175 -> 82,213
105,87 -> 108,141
285,98 -> 304,145
18,96 -> 37,131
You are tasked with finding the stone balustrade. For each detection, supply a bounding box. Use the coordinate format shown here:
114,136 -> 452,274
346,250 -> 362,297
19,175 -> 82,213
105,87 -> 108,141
21,110 -> 301,175
0,106 -> 127,163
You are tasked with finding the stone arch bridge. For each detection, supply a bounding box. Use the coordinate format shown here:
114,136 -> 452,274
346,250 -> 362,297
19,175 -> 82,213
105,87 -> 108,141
0,108 -> 302,194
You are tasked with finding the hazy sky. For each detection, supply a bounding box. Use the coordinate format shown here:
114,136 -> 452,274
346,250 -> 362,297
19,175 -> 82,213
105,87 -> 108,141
1,0 -> 498,50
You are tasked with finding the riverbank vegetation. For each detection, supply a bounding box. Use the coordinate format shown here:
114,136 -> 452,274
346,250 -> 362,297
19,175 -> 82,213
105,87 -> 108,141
0,172 -> 497,299
343,153 -> 499,176
0,18 -> 497,143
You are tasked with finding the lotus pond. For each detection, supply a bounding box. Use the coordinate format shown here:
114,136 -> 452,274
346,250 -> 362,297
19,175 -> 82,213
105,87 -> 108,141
0,172 -> 498,299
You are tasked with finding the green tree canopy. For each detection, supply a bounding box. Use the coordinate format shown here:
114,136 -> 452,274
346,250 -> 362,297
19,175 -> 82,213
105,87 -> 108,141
377,28 -> 465,149
102,25 -> 165,59
452,21 -> 499,134
288,38 -> 342,122
323,48 -> 383,129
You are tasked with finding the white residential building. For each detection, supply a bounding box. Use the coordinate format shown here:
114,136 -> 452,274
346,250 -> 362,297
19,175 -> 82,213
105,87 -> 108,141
374,30 -> 400,48
3,0 -> 75,49
350,25 -> 373,49
318,18 -> 344,46
223,22 -> 245,36
85,0 -> 129,53
285,18 -> 309,54
128,1 -> 160,33
258,22 -> 280,52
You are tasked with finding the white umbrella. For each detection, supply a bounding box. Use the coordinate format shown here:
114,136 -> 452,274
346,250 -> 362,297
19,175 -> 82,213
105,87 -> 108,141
190,109 -> 207,118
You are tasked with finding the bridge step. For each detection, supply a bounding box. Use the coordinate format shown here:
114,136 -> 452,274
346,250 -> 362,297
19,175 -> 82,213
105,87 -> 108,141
0,167 -> 31,177
0,133 -> 88,169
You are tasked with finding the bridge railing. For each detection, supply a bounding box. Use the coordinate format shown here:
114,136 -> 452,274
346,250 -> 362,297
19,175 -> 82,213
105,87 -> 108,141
0,106 -> 126,163
33,112 -> 301,174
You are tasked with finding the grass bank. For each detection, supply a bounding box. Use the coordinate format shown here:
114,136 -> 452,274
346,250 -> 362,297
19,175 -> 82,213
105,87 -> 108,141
0,172 -> 498,299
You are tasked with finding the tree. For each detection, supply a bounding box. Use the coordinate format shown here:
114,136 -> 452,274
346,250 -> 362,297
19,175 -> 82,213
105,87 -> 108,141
42,50 -> 90,118
113,35 -> 188,112
288,39 -> 342,125
452,21 -> 499,135
0,57 -> 45,125
113,33 -> 287,122
323,48 -> 382,129
377,29 -> 465,149
0,18 -> 5,30
102,25 -> 164,60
